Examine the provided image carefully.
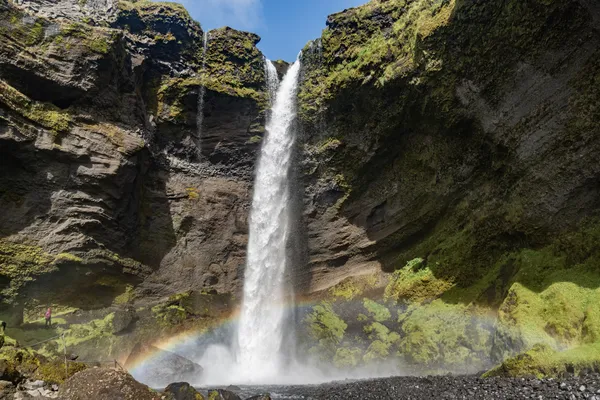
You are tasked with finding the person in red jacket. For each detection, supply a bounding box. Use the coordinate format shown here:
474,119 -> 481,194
44,308 -> 52,328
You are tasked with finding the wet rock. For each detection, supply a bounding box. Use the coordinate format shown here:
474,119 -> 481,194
58,368 -> 160,400
207,389 -> 241,400
164,382 -> 204,400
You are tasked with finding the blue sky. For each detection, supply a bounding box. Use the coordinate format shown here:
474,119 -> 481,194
175,0 -> 368,61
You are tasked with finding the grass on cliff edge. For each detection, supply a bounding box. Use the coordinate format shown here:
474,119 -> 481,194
484,343 -> 600,378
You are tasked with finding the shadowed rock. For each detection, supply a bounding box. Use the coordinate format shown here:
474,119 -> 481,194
164,382 -> 204,400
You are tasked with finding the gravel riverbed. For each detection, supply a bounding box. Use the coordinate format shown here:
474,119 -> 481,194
201,373 -> 600,399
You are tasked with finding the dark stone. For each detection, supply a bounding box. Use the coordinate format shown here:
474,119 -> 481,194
111,308 -> 136,334
164,382 -> 204,400
207,389 -> 241,400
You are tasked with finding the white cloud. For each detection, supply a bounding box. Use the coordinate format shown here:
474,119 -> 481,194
180,0 -> 264,31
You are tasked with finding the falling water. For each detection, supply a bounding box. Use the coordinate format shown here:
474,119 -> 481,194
235,60 -> 301,381
196,31 -> 209,155
264,58 -> 279,102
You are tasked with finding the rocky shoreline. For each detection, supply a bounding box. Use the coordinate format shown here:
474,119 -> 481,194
3,367 -> 600,399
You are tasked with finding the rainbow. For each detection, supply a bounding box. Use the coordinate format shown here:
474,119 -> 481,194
124,298 -> 320,374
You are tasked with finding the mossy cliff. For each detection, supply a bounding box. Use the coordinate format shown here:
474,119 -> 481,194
297,0 -> 600,376
0,0 -> 269,361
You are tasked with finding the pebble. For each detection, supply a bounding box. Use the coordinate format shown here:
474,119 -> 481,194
235,372 -> 600,400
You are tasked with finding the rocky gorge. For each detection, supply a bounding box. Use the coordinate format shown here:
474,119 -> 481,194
0,0 -> 599,396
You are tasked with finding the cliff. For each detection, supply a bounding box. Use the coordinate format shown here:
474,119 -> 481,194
0,0 -> 269,358
297,0 -> 600,373
1,0 -> 599,377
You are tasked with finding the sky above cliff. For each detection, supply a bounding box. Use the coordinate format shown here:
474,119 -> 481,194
176,0 -> 367,61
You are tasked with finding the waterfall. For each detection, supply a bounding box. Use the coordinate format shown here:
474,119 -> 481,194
196,31 -> 209,156
235,60 -> 302,380
264,58 -> 279,103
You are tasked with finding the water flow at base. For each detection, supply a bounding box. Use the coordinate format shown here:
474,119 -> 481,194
131,59 -> 404,387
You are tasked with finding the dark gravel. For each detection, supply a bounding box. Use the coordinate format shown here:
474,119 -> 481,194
204,373 -> 600,400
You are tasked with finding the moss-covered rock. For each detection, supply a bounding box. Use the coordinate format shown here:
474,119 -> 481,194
0,240 -> 57,304
484,343 -> 600,378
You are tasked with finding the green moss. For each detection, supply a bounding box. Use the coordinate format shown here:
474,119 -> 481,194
87,37 -> 110,54
305,301 -> 347,360
54,253 -> 83,263
384,257 -> 454,303
185,187 -> 199,200
25,21 -> 45,46
334,346 -> 363,368
114,284 -> 134,305
152,304 -> 188,327
0,81 -> 71,133
247,135 -> 262,144
316,138 -> 342,154
397,300 -> 493,369
362,299 -> 391,322
329,279 -> 363,301
36,360 -> 87,384
363,322 -> 400,363
484,343 -> 600,378
0,240 -> 57,303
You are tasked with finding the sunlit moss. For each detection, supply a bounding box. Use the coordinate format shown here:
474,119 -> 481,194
484,343 -> 600,378
397,301 -> 493,369
305,301 -> 347,360
0,240 -> 57,303
362,299 -> 391,322
334,346 -> 363,368
384,258 -> 454,303
0,81 -> 71,133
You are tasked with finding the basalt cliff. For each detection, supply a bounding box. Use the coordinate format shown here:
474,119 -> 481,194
0,0 -> 599,380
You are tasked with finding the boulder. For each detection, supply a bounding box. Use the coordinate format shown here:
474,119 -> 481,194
125,342 -> 203,387
58,368 -> 160,400
207,389 -> 241,400
164,382 -> 204,400
245,395 -> 271,400
111,308 -> 136,334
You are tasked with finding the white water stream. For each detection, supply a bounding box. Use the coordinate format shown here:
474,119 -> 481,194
235,60 -> 301,381
196,31 -> 209,155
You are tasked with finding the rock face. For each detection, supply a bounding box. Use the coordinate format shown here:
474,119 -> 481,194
2,0 -> 600,379
0,0 -> 267,314
296,0 -> 600,371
